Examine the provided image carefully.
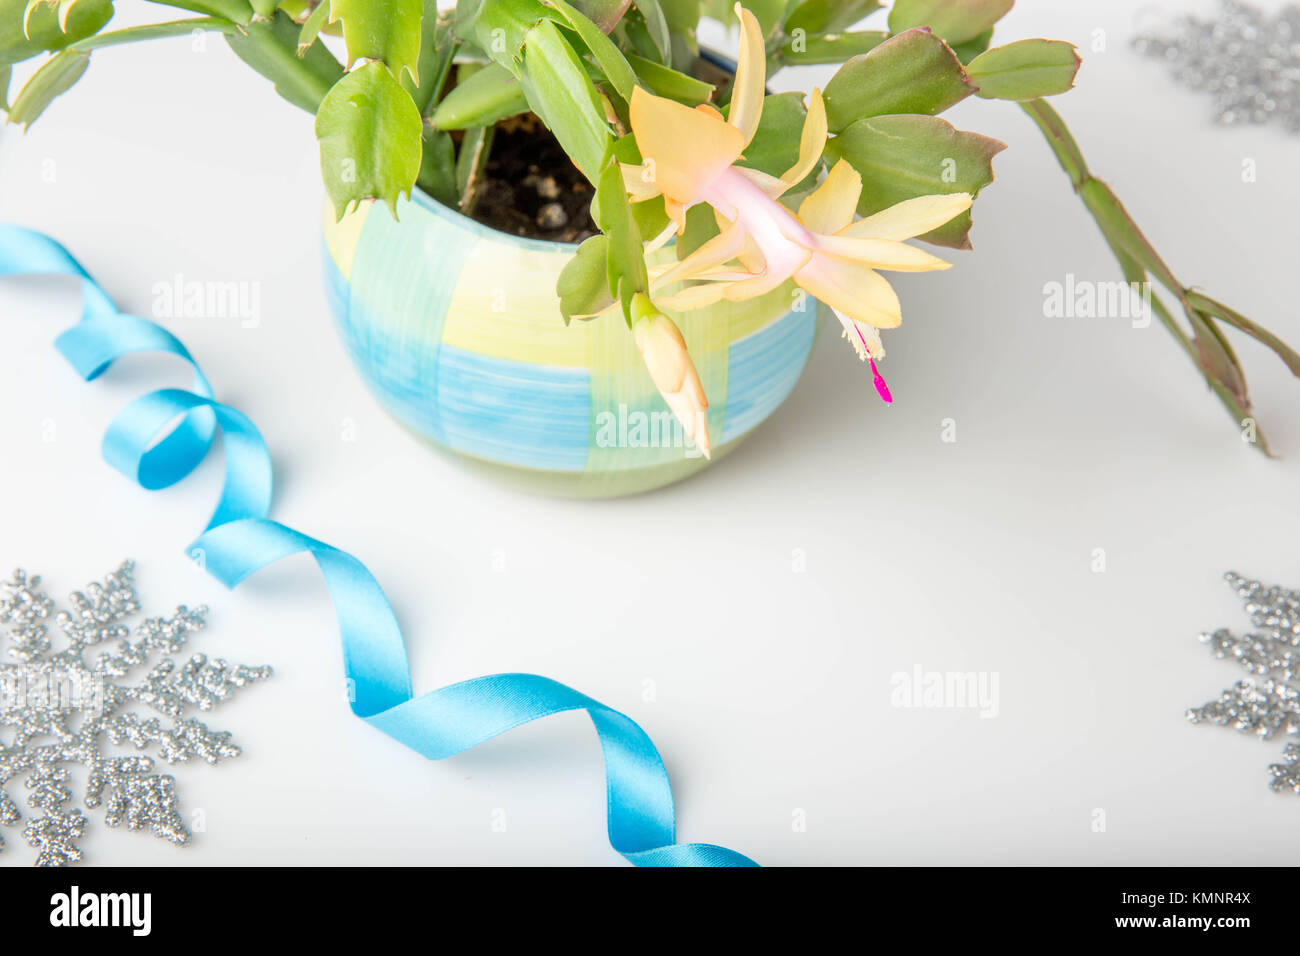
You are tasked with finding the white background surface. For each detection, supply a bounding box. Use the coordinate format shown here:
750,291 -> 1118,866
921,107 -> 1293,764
1,0 -> 1298,866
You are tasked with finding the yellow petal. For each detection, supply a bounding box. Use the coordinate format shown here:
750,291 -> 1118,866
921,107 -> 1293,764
778,88 -> 828,191
723,248 -> 811,300
621,162 -> 662,203
735,166 -> 788,198
814,236 -> 953,272
798,159 -> 862,235
795,254 -> 902,328
571,300 -> 623,321
840,193 -> 973,241
702,207 -> 762,273
650,223 -> 746,289
643,219 -> 678,255
676,268 -> 756,281
664,197 -> 690,234
631,86 -> 744,205
655,282 -> 731,312
736,232 -> 766,273
728,2 -> 766,147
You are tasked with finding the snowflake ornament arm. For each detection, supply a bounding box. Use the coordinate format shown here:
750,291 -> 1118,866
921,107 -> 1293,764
0,561 -> 271,866
1187,572 -> 1300,794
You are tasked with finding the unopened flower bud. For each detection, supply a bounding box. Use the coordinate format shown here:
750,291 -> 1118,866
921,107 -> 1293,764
631,294 -> 711,459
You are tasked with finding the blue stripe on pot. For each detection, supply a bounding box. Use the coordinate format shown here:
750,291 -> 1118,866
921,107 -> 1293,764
436,344 -> 591,471
334,200 -> 478,447
721,307 -> 818,444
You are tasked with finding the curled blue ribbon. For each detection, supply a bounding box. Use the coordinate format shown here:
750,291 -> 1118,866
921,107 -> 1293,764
0,224 -> 757,867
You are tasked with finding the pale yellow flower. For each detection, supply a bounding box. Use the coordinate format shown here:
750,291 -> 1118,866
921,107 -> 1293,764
622,3 -> 973,401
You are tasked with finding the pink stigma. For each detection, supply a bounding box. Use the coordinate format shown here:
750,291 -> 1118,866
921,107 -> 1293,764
868,357 -> 893,404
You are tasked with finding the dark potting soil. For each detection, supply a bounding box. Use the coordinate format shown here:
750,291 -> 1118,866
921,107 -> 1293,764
468,114 -> 598,244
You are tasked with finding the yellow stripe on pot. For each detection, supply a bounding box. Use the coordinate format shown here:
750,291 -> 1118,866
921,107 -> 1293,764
440,244 -> 590,367
723,282 -> 799,341
321,202 -> 372,281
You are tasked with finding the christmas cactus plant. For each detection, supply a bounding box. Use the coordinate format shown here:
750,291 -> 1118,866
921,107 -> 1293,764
4,0 -> 1297,455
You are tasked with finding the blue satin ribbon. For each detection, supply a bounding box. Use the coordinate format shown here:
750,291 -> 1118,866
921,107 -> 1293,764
0,224 -> 757,867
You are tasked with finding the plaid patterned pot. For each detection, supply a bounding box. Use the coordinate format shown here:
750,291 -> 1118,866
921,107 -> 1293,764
321,189 -> 815,497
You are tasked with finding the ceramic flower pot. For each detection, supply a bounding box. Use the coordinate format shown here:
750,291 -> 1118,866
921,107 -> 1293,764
320,187 -> 815,497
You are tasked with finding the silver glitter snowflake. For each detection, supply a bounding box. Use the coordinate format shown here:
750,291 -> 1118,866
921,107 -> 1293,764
1133,1 -> 1300,133
0,561 -> 271,865
1269,742 -> 1300,794
1187,572 -> 1300,794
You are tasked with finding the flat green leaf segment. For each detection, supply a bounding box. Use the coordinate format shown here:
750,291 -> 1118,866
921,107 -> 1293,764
595,160 -> 647,317
227,11 -> 344,113
557,234 -> 613,322
455,0 -> 620,184
316,60 -> 423,218
627,52 -> 712,103
402,0 -> 454,113
739,91 -> 808,179
785,0 -> 881,34
297,0 -> 330,53
569,0 -> 628,33
518,16 -> 611,182
828,114 -> 1004,249
330,0 -> 423,84
0,0 -> 111,67
781,30 -> 885,65
432,61 -> 529,129
544,0 -> 636,102
823,26 -> 973,132
887,0 -> 1013,45
968,39 -> 1080,101
6,46 -> 85,126
459,0 -> 550,67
